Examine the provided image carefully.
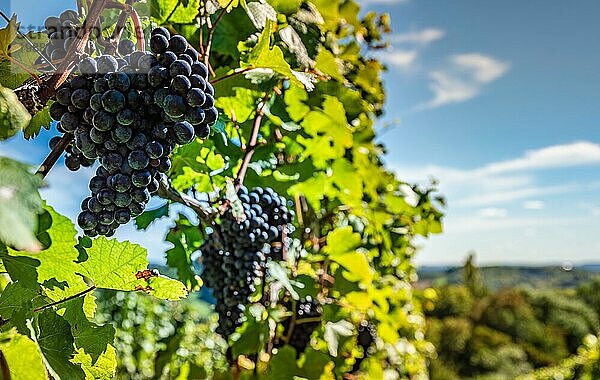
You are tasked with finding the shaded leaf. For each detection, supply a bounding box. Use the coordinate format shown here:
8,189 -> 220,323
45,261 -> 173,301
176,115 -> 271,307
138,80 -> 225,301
0,157 -> 43,251
36,310 -> 85,379
0,328 -> 47,380
135,202 -> 169,230
23,103 -> 52,140
0,85 -> 32,140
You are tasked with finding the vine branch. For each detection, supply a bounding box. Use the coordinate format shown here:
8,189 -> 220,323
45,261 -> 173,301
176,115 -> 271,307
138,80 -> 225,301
157,181 -> 217,224
33,286 -> 97,313
36,134 -> 72,178
209,67 -> 253,84
234,91 -> 272,189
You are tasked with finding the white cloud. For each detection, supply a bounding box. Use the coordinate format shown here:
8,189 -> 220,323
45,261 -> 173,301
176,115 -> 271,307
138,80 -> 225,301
393,141 -> 600,208
523,200 -> 545,210
481,141 -> 600,174
390,28 -> 445,45
376,50 -> 418,69
416,53 -> 509,109
477,207 -> 508,218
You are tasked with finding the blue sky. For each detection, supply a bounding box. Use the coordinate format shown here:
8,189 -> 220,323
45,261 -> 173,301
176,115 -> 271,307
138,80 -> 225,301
2,0 -> 600,265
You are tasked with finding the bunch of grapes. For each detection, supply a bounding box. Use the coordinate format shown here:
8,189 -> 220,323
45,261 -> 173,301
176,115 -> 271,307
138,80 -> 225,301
37,10 -> 97,67
351,321 -> 377,372
200,186 -> 294,337
147,27 -> 218,138
280,297 -> 322,355
47,27 -> 218,237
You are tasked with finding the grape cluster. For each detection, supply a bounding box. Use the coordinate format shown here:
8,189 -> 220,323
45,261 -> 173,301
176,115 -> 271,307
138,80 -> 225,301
38,10 -> 96,67
47,28 -> 218,237
201,187 -> 294,337
147,27 -> 218,138
280,297 -> 322,355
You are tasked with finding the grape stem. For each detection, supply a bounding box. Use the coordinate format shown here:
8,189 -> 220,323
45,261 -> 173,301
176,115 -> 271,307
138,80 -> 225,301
234,90 -> 272,189
33,286 -> 97,312
33,0 -> 110,177
209,67 -> 253,85
202,0 -> 232,71
157,181 -> 218,224
39,0 -> 109,102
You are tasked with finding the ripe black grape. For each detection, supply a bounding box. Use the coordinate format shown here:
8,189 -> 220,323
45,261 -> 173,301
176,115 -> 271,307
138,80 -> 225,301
201,187 -> 294,337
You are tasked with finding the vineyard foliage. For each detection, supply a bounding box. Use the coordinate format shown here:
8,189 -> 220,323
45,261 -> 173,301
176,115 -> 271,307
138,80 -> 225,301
0,0 -> 444,379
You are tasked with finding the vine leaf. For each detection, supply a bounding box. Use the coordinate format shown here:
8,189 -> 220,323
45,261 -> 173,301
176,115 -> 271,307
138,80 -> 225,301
322,227 -> 372,283
241,21 -> 303,87
0,85 -> 31,140
23,103 -> 52,140
0,328 -> 47,380
0,157 -> 43,251
35,309 -> 85,379
165,214 -> 203,290
79,237 -> 188,300
268,345 -> 299,379
5,205 -> 90,302
63,297 -> 115,365
0,282 -> 35,334
135,202 -> 169,230
315,48 -> 344,82
72,345 -> 117,380
0,14 -> 18,56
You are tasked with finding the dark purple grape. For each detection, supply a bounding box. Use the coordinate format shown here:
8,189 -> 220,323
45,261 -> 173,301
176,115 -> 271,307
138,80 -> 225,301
150,34 -> 169,54
168,35 -> 188,54
128,150 -> 149,170
173,121 -> 195,144
78,211 -> 98,230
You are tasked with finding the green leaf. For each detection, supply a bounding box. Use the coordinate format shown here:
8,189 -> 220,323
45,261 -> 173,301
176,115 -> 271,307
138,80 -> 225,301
150,0 -> 201,24
63,297 -> 115,364
323,320 -> 353,357
267,345 -> 298,379
165,214 -> 202,290
72,345 -> 117,380
0,328 -> 47,380
0,157 -> 43,251
5,205 -> 90,302
241,21 -> 303,87
23,103 -> 52,140
146,276 -> 189,301
0,282 -> 35,333
35,310 -> 85,379
0,85 -> 32,140
0,14 -> 19,56
323,227 -> 372,283
79,237 -> 188,300
315,48 -> 344,82
134,202 -> 169,230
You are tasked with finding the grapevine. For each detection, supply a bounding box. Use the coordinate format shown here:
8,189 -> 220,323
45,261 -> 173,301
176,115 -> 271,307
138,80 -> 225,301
0,1 -> 444,379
